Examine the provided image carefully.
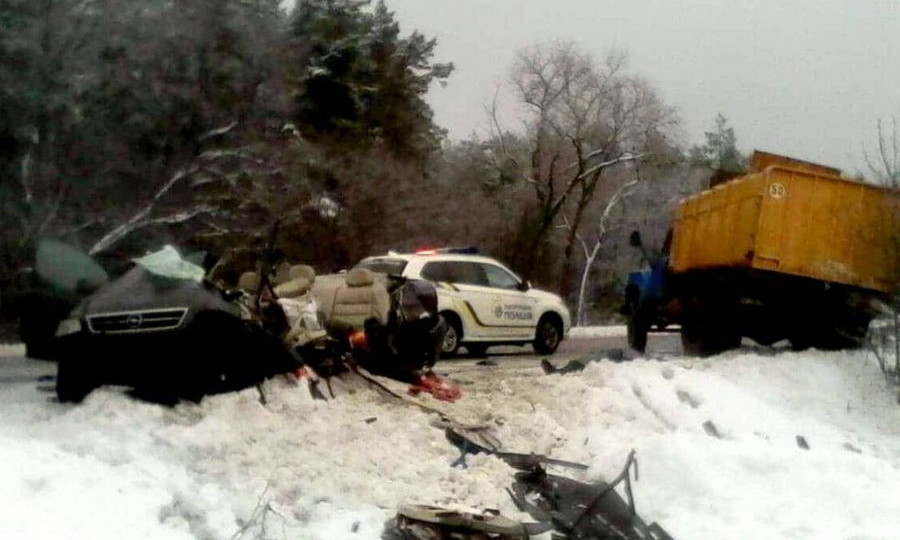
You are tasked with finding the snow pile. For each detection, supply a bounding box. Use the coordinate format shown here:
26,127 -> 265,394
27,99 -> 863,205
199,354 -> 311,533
569,325 -> 627,338
1,345 -> 899,540
467,352 -> 900,539
0,343 -> 25,357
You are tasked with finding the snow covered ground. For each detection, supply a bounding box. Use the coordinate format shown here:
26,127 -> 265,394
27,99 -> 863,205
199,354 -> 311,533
1,334 -> 899,540
568,324 -> 627,338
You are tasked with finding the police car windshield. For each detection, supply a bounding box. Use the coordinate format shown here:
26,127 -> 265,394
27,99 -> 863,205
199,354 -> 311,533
355,258 -> 408,276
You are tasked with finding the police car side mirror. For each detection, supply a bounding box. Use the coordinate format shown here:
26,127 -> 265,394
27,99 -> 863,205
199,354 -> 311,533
518,280 -> 530,292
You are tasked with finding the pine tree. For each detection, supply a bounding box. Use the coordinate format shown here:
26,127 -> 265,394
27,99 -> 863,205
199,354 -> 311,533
289,0 -> 452,159
689,114 -> 746,173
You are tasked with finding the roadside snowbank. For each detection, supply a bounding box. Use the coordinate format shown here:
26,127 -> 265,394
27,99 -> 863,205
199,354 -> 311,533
1,346 -> 898,540
568,325 -> 627,338
0,343 -> 25,357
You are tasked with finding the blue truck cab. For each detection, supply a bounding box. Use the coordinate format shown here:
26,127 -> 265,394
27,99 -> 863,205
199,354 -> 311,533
621,230 -> 673,352
624,262 -> 667,311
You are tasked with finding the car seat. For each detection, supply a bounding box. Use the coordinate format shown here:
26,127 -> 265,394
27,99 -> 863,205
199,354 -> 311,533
274,265 -> 316,299
237,271 -> 260,293
273,261 -> 293,286
328,268 -> 390,331
290,264 -> 316,282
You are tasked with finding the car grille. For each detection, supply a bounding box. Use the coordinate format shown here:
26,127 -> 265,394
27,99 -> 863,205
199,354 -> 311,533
86,308 -> 189,334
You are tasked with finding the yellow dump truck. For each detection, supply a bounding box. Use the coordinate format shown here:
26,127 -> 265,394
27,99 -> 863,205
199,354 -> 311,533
624,151 -> 899,355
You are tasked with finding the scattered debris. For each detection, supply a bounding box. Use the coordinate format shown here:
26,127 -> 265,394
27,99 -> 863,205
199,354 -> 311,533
445,427 -> 587,471
508,451 -> 676,540
842,442 -> 862,454
384,505 -> 530,540
796,435 -> 810,450
541,349 -> 627,375
702,420 -> 722,439
408,372 -> 462,402
676,389 -> 700,409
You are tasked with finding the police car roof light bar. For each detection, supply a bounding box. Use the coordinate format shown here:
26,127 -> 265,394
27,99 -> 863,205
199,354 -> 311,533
413,246 -> 479,255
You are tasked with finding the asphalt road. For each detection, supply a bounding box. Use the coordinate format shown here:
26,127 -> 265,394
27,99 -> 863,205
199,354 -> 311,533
436,331 -> 684,375
1,330 -> 687,395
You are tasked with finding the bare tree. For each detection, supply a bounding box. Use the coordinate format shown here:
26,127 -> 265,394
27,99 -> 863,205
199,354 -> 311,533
488,42 -> 676,286
865,117 -> 900,189
864,117 -> 900,397
562,176 -> 638,326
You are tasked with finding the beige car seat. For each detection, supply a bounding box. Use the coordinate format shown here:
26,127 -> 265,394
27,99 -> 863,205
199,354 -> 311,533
328,268 -> 390,331
274,264 -> 317,298
237,271 -> 260,292
310,273 -> 344,322
273,261 -> 293,286
278,265 -> 327,347
290,264 -> 316,282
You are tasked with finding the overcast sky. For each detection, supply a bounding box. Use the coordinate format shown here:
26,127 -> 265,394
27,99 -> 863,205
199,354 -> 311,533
379,0 -> 899,174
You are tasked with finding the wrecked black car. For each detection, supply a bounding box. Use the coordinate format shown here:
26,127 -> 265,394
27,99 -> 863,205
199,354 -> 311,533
15,239 -> 111,360
54,246 -> 295,403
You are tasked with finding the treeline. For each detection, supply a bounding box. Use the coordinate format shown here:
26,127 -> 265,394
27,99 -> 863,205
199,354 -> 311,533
1,0 -> 722,323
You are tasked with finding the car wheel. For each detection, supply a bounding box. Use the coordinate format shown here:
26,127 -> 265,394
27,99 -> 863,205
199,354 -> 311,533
466,344 -> 488,357
440,315 -> 461,356
182,313 -> 258,400
533,315 -> 562,355
56,358 -> 97,403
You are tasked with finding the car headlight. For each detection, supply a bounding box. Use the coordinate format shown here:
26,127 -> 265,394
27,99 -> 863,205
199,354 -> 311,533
55,318 -> 82,338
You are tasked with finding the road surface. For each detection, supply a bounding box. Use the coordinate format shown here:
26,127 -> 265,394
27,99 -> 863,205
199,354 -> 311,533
436,329 -> 684,376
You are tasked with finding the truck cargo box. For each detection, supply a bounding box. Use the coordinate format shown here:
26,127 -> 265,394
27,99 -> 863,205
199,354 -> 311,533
672,155 -> 899,294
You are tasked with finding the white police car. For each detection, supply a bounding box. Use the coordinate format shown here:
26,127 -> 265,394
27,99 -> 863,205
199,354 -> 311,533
355,248 -> 571,356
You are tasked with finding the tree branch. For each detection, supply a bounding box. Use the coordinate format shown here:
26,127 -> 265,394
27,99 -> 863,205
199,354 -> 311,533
88,168 -> 191,255
199,121 -> 238,142
487,92 -> 536,186
576,152 -> 644,181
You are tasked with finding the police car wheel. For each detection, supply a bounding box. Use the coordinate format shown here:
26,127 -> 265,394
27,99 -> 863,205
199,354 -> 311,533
440,317 -> 461,356
533,316 -> 561,355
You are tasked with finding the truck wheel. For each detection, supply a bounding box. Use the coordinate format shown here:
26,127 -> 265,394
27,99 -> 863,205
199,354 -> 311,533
682,324 -> 740,357
681,323 -> 739,356
680,298 -> 739,357
815,324 -> 868,351
680,296 -> 706,356
56,359 -> 98,403
626,305 -> 650,353
680,323 -> 706,356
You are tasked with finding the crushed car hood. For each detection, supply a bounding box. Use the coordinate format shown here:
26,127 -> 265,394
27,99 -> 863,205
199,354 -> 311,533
74,266 -> 239,318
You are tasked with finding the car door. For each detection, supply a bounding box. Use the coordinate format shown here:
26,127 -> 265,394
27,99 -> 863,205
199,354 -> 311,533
442,261 -> 529,340
478,262 -> 537,338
